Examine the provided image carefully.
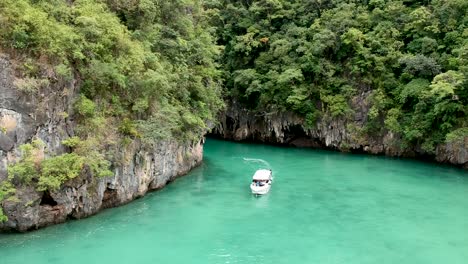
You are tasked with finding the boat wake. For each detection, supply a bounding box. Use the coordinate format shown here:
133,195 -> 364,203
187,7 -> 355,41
242,158 -> 271,169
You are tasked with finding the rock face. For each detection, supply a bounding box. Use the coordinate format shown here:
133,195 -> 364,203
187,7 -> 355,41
0,140 -> 203,232
0,54 -> 203,232
211,100 -> 468,169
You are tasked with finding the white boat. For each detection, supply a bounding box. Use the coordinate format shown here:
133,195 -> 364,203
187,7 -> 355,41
250,169 -> 272,195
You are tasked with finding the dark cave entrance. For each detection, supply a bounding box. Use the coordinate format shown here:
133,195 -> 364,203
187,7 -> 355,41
40,191 -> 58,206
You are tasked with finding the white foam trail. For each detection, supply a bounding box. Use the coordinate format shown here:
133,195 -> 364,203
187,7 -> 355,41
242,158 -> 271,169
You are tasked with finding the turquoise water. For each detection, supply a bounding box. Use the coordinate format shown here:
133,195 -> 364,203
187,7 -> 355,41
1,139 -> 468,264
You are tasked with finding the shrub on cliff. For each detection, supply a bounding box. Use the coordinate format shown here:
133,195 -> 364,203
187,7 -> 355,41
37,153 -> 85,191
0,181 -> 16,222
6,139 -> 113,195
7,140 -> 44,184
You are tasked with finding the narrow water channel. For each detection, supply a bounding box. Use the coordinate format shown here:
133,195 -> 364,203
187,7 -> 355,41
1,139 -> 467,264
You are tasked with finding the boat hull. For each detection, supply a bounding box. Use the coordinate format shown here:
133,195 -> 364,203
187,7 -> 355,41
250,184 -> 271,195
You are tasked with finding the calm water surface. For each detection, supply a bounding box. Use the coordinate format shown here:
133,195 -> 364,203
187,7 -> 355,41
1,139 -> 468,264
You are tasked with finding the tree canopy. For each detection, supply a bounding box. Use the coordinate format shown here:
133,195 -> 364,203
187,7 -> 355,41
0,0 -> 224,143
0,0 -> 224,220
212,0 -> 468,153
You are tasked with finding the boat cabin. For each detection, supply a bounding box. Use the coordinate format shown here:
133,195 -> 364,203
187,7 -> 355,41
252,169 -> 272,186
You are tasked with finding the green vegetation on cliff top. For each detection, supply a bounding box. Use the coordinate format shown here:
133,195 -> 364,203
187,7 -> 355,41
0,0 -> 224,221
1,0 -> 467,221
214,0 -> 468,153
0,0 -> 223,142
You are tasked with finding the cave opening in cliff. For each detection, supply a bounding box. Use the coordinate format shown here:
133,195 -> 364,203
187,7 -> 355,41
101,187 -> 118,209
226,116 -> 235,132
284,124 -> 307,144
287,124 -> 307,137
350,145 -> 365,154
40,191 -> 58,206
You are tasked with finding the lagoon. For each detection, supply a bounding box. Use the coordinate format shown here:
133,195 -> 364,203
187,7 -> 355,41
1,139 -> 467,264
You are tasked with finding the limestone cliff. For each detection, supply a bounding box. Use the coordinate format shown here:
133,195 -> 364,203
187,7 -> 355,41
0,54 -> 203,232
211,99 -> 468,169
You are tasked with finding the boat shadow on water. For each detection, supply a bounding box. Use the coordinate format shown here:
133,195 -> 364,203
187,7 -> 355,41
250,192 -> 271,208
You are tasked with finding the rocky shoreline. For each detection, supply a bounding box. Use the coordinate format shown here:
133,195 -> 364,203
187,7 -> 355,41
0,54 -> 203,232
210,101 -> 468,169
0,139 -> 203,232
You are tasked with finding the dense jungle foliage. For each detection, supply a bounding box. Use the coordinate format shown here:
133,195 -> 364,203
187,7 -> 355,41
211,0 -> 468,153
0,0 -> 223,142
0,0 -> 467,220
0,0 -> 223,218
